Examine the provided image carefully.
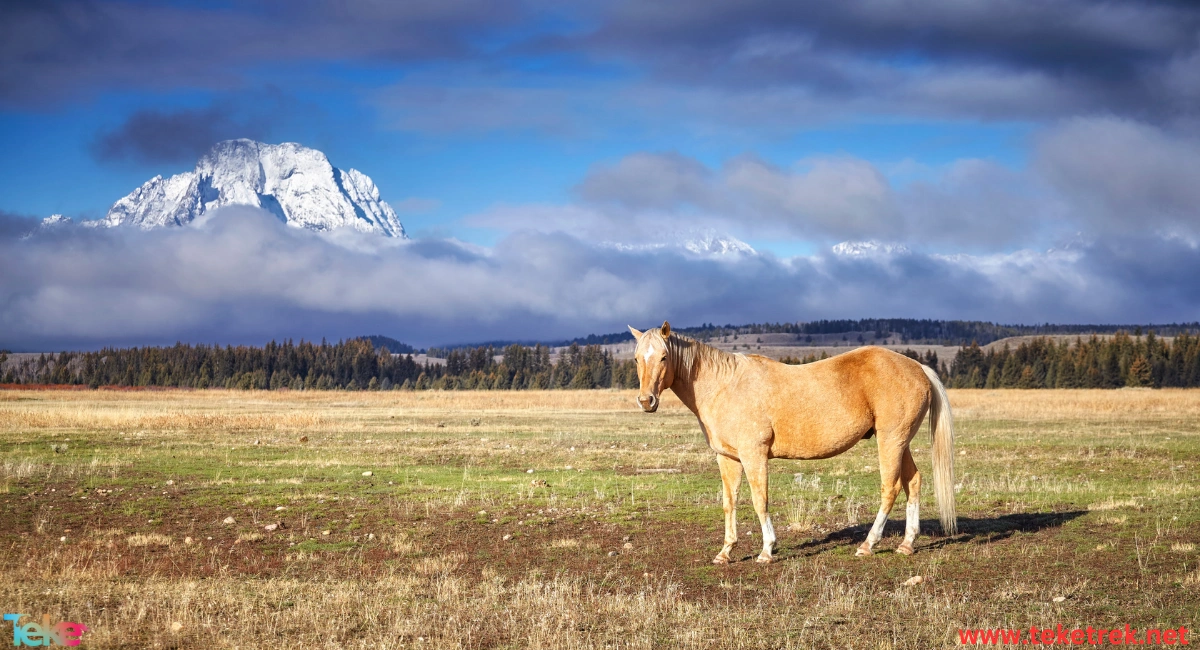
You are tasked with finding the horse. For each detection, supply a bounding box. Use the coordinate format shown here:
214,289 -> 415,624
628,321 -> 956,564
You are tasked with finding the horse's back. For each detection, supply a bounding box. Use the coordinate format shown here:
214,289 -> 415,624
750,347 -> 931,459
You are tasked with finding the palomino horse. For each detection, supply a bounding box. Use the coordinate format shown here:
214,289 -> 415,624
629,322 -> 956,564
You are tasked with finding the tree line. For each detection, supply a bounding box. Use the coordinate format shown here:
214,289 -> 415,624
4,331 -> 1200,391
944,332 -> 1200,389
0,339 -> 638,391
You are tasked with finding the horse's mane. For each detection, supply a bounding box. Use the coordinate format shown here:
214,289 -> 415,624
666,332 -> 739,380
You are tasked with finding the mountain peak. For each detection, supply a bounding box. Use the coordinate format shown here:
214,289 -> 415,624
831,240 -> 910,258
88,139 -> 407,237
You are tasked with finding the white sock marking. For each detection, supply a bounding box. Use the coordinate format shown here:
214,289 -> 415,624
762,516 -> 776,550
904,499 -> 920,543
866,508 -> 888,547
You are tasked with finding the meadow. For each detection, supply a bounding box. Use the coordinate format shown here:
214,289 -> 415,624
0,388 -> 1197,648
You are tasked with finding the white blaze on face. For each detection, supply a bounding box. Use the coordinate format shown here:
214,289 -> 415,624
643,344 -> 656,364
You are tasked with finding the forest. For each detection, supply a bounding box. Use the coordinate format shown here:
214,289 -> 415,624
0,339 -> 635,391
3,330 -> 1200,391
942,331 -> 1200,389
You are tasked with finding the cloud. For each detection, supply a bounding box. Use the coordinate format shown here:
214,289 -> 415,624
0,211 -> 39,240
6,0 -> 1194,137
527,151 -> 1045,248
573,0 -> 1200,123
1035,117 -> 1200,237
723,156 -> 897,239
575,152 -> 716,211
0,0 -> 522,107
3,205 -> 1198,351
494,112 -> 1200,250
90,105 -> 271,165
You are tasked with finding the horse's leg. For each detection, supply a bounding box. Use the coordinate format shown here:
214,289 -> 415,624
896,447 -> 921,556
713,454 -> 742,565
741,449 -> 776,564
856,432 -> 904,557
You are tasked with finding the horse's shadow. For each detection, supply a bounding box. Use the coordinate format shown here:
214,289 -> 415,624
765,510 -> 1087,561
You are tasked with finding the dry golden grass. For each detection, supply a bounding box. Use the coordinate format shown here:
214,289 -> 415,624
127,533 -> 173,547
1,388 -> 1197,649
949,388 -> 1200,420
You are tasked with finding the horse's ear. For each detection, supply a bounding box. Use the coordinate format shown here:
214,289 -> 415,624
660,321 -> 671,337
628,325 -> 643,339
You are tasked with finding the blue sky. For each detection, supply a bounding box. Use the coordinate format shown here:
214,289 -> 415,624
2,0 -> 1200,348
0,75 -> 1033,247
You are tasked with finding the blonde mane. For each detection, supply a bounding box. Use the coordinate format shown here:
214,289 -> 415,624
666,332 -> 737,379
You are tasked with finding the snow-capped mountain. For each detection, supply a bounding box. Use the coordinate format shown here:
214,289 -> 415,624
605,230 -> 757,259
682,231 -> 756,257
86,139 -> 406,237
831,240 -> 911,258
39,214 -> 72,229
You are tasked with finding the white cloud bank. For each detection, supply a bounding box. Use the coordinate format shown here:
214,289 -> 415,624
3,203 -> 1198,351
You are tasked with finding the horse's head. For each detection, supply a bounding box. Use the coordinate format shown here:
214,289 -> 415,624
628,321 -> 674,413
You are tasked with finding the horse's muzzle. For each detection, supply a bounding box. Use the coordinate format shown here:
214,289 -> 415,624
637,393 -> 659,413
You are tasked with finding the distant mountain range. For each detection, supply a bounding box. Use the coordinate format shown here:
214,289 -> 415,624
44,139 -> 406,237
414,318 -> 1200,356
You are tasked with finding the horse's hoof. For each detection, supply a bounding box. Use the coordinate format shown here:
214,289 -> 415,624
755,554 -> 773,564
895,542 -> 914,556
855,543 -> 872,557
712,555 -> 730,565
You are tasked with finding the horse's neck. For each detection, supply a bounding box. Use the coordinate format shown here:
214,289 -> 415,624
668,336 -> 737,415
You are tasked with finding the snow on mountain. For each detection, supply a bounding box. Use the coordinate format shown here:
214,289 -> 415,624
606,230 -> 757,259
40,214 -> 73,229
682,231 -> 757,257
86,139 -> 406,237
831,240 -> 911,258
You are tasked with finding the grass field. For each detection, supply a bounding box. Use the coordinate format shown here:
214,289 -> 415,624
1,388 -> 1197,648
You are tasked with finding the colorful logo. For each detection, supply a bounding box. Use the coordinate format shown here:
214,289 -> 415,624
3,614 -> 88,647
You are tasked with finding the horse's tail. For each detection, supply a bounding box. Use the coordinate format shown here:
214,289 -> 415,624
921,364 -> 957,536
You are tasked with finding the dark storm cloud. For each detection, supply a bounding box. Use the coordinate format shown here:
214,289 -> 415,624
366,1 -> 1200,138
90,105 -> 271,165
2,205 -> 1197,351
0,0 -> 522,106
571,0 -> 1200,122
587,0 -> 1197,78
7,0 -> 1195,129
0,211 -> 39,241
